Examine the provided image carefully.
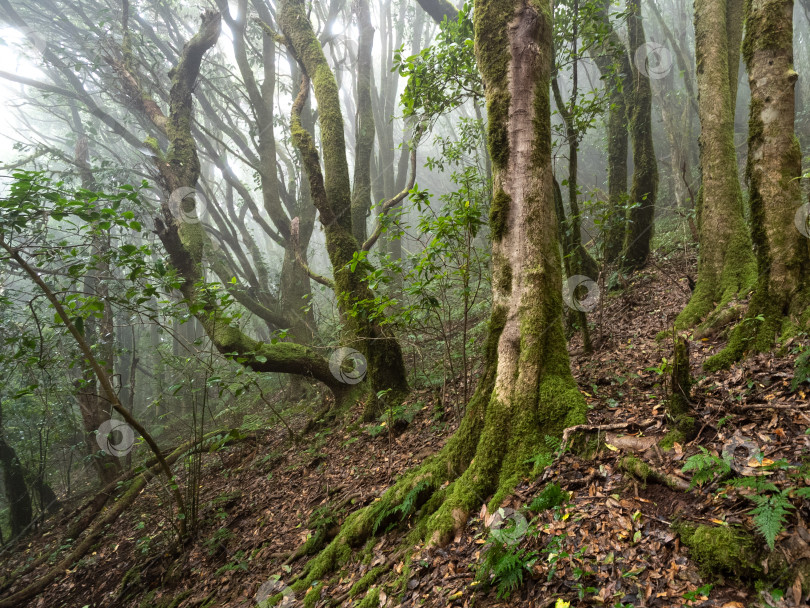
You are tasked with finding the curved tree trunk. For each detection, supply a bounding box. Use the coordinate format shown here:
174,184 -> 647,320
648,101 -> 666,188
280,0 -> 410,415
676,0 -> 756,330
622,0 -> 659,271
706,0 -> 810,370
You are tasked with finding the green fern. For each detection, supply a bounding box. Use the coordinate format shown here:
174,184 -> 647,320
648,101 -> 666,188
681,447 -> 732,488
477,543 -> 537,599
748,492 -> 794,550
393,480 -> 431,520
528,483 -> 568,513
371,480 -> 432,535
492,549 -> 535,598
727,476 -> 779,494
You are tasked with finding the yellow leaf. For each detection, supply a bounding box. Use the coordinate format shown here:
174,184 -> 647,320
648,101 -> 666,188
555,600 -> 571,608
605,443 -> 619,451
748,457 -> 774,468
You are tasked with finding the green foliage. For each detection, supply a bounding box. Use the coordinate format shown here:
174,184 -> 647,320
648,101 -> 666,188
528,483 -> 568,513
476,540 -> 537,599
372,480 -> 432,535
394,3 -> 481,124
682,583 -> 713,602
684,450 -> 810,550
728,477 -> 810,550
790,339 -> 810,391
681,447 -> 732,488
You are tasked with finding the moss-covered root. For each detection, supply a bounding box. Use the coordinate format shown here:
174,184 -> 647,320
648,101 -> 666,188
703,288 -> 810,372
673,523 -> 762,579
664,335 -> 696,446
357,587 -> 380,608
619,455 -> 690,491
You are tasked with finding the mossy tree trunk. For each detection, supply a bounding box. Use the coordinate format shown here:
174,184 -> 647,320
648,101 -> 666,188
676,0 -> 756,331
424,0 -> 587,543
351,0 -> 375,246
143,12 -> 354,405
621,0 -> 659,271
280,0 -> 410,416
589,0 -> 630,264
706,0 -> 810,370
661,335 -> 696,448
283,0 -> 587,587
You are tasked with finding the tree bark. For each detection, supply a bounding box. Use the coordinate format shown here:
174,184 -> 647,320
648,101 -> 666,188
0,434 -> 32,540
280,0 -> 410,416
622,0 -> 659,271
676,0 -> 755,330
424,0 -> 587,543
589,0 -> 630,264
705,0 -> 810,370
351,0 -> 375,245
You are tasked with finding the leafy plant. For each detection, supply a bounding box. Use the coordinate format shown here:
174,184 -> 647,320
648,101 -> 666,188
681,447 -> 732,488
727,477 -> 810,549
476,540 -> 537,599
790,342 -> 810,391
684,451 -> 810,549
528,483 -> 568,513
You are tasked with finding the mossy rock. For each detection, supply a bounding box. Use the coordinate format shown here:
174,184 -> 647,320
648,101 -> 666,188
673,522 -> 762,579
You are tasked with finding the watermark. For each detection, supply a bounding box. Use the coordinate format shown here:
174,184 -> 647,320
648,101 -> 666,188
562,275 -> 600,313
487,507 -> 529,546
256,576 -> 295,607
96,419 -> 135,457
328,347 -> 367,385
794,203 -> 810,238
634,42 -> 673,80
169,187 -> 205,224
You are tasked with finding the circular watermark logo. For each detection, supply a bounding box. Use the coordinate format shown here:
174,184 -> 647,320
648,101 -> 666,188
563,275 -> 600,313
96,419 -> 135,457
256,576 -> 295,607
488,507 -> 529,546
328,347 -> 367,385
634,42 -> 673,80
794,203 -> 810,238
169,187 -> 205,224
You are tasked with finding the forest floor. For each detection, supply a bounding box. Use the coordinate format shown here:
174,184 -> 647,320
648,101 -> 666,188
1,251 -> 809,608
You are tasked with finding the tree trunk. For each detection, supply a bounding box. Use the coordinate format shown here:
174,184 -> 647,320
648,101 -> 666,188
424,0 -> 587,543
622,0 -> 659,271
0,436 -> 32,540
590,0 -> 630,264
282,0 -> 587,587
705,0 -> 810,370
676,0 -> 756,330
351,0 -> 375,245
280,0 -> 410,415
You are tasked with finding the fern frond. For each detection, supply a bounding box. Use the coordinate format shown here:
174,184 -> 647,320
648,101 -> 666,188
790,486 -> 810,499
682,447 -> 731,488
749,493 -> 793,550
728,476 -> 779,493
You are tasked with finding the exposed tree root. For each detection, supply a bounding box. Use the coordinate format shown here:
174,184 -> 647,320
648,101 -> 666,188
704,289 -> 810,372
619,455 -> 690,491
